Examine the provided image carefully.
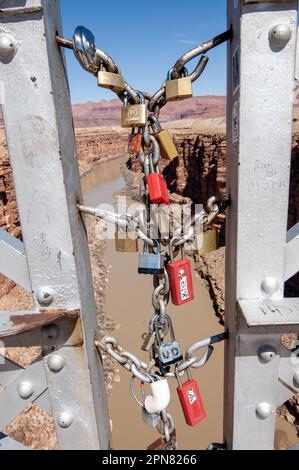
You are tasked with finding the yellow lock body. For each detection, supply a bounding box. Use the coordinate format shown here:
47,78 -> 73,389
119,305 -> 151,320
196,229 -> 219,255
165,76 -> 193,102
121,104 -> 146,128
97,70 -> 125,93
155,129 -> 179,161
115,231 -> 139,253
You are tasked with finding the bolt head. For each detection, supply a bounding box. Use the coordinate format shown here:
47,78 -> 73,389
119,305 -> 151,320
47,354 -> 65,373
269,24 -> 292,48
261,277 -> 279,297
17,381 -> 34,400
256,402 -> 273,420
258,345 -> 277,364
293,370 -> 299,388
57,411 -> 73,429
36,287 -> 54,306
41,323 -> 60,340
0,34 -> 16,61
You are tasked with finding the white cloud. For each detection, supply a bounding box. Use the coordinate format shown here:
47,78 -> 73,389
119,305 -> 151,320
176,39 -> 197,45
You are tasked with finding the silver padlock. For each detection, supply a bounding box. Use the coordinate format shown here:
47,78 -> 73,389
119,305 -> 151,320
155,315 -> 183,368
138,240 -> 165,275
142,406 -> 160,428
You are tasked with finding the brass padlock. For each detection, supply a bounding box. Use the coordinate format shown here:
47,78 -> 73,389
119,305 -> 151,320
196,228 -> 219,255
121,91 -> 146,128
165,67 -> 193,102
97,63 -> 125,93
115,220 -> 138,253
148,114 -> 178,161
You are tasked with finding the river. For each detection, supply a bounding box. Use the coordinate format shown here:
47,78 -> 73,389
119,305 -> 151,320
82,155 -> 298,451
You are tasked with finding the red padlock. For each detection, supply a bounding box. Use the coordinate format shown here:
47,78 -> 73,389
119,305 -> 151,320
147,173 -> 170,205
167,243 -> 194,306
176,370 -> 206,427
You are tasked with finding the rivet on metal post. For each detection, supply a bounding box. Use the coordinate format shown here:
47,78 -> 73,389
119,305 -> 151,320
269,24 -> 292,49
293,370 -> 299,388
0,34 -> 16,61
57,412 -> 74,429
41,323 -> 60,340
36,287 -> 54,306
256,403 -> 273,420
17,381 -> 34,400
258,345 -> 277,364
261,277 -> 279,297
47,354 -> 65,373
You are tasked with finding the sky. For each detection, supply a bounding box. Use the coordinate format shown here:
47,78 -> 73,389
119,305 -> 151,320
60,0 -> 227,104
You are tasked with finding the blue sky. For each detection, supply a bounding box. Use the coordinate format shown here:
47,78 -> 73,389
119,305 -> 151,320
60,0 -> 227,104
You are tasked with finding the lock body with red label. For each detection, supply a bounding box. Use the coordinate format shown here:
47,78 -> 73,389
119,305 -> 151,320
147,173 -> 169,206
167,258 -> 194,306
177,376 -> 206,427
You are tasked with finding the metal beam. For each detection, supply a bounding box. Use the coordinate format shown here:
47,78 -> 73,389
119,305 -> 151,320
0,228 -> 31,292
225,0 -> 298,450
285,223 -> 299,281
0,0 -> 111,449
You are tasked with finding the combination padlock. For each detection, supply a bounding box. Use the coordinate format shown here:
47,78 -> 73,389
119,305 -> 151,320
165,67 -> 193,102
121,91 -> 146,128
148,114 -> 178,161
167,239 -> 194,306
155,315 -> 183,368
147,155 -> 170,206
138,240 -> 165,275
128,128 -> 143,154
196,227 -> 219,255
176,369 -> 206,427
97,62 -> 126,93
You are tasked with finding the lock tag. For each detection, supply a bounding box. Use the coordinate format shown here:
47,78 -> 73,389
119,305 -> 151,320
176,371 -> 206,427
144,379 -> 171,415
167,241 -> 194,306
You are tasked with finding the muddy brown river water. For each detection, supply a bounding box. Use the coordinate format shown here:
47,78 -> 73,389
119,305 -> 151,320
82,156 -> 298,451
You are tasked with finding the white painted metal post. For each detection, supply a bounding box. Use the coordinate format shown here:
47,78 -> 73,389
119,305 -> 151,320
0,0 -> 111,449
225,0 -> 299,450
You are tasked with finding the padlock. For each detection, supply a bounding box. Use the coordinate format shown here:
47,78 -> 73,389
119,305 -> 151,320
138,241 -> 165,275
148,115 -> 178,161
167,241 -> 194,306
155,315 -> 183,368
165,67 -> 193,102
115,230 -> 138,253
115,216 -> 138,253
144,378 -> 171,414
141,331 -> 156,352
147,430 -> 177,451
128,128 -> 143,154
141,406 -> 160,428
176,369 -> 206,427
147,155 -> 169,206
121,91 -> 146,128
97,62 -> 126,93
196,228 -> 219,255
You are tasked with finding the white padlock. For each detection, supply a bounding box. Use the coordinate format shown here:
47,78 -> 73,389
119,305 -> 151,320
144,379 -> 171,414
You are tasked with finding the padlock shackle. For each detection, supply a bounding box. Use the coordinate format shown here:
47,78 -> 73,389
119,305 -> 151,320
167,66 -> 189,81
148,114 -> 163,133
